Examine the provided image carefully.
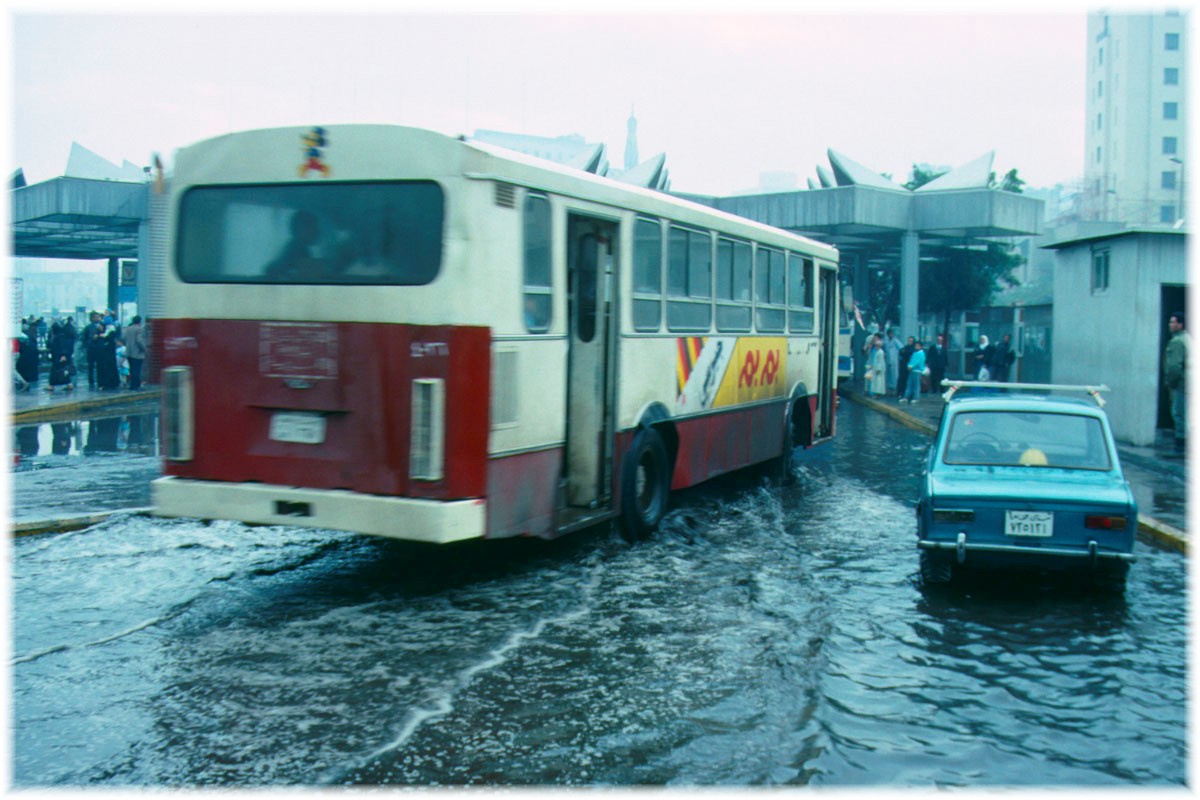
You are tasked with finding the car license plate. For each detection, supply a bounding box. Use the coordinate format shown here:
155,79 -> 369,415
269,412 -> 326,445
1005,510 -> 1053,537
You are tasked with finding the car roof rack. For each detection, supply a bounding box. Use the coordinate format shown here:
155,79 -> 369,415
940,380 -> 1111,407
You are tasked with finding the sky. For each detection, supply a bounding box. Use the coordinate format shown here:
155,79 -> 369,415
8,8 -> 1093,196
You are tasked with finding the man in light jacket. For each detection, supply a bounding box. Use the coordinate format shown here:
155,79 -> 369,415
124,316 -> 148,391
1164,311 -> 1188,454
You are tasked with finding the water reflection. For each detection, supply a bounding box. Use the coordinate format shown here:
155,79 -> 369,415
12,413 -> 159,462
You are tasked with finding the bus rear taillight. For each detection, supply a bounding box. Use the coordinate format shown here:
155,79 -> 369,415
163,366 -> 195,461
410,378 -> 445,481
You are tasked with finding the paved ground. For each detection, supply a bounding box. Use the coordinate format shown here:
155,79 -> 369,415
841,382 -> 1188,553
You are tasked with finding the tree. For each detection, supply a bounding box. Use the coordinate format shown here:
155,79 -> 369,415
904,165 -> 947,191
989,167 -> 1026,193
918,242 -> 1023,341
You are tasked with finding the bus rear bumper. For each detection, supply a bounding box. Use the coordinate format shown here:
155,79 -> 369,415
151,476 -> 486,544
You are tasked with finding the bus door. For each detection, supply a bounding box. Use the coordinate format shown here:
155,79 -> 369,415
815,267 -> 838,439
564,214 -> 617,510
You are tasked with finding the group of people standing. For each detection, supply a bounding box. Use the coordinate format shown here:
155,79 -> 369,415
13,311 -> 147,393
862,328 -> 1014,404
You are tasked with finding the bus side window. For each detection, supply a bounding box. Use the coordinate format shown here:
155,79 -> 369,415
787,254 -> 815,333
756,247 -> 785,332
716,237 -> 752,332
632,217 -> 662,331
666,225 -> 712,332
523,193 -> 552,332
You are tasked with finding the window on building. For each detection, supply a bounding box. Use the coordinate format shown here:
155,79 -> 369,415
1091,249 -> 1110,293
1098,47 -> 1104,65
1163,171 -> 1178,190
1164,137 -> 1178,155
1162,205 -> 1178,224
1165,67 -> 1180,85
1165,102 -> 1179,120
1098,80 -> 1104,98
1166,32 -> 1180,50
632,217 -> 662,331
1096,146 -> 1103,164
1097,113 -> 1103,131
522,193 -> 552,333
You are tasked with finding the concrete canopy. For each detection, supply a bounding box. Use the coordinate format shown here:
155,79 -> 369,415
692,150 -> 1043,340
12,176 -> 146,260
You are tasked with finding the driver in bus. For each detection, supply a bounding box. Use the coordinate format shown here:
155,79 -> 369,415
265,210 -> 328,281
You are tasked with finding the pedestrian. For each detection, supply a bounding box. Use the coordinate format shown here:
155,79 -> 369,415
15,328 -> 38,388
116,340 -> 130,388
973,335 -> 993,381
45,320 -> 76,393
124,315 -> 147,390
95,322 -> 120,390
903,340 -> 926,404
12,333 -> 29,392
865,334 -> 887,398
82,311 -> 102,388
927,333 -> 948,394
1164,311 -> 1188,454
883,328 -> 901,394
990,333 -> 1015,383
897,336 -> 915,399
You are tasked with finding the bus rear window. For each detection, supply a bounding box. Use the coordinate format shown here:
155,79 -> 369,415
177,181 -> 444,285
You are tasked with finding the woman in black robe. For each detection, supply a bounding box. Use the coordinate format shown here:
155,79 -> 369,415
16,331 -> 38,388
95,323 -> 120,390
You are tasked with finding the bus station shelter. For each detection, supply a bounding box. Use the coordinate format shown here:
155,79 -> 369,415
10,172 -> 150,314
686,149 -> 1044,361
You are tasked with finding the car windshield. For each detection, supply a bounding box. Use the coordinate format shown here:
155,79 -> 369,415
943,410 -> 1113,470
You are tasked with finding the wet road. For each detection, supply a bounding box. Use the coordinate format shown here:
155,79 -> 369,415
10,403 -> 1188,787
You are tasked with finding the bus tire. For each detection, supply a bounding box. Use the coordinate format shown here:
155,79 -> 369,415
620,427 -> 671,541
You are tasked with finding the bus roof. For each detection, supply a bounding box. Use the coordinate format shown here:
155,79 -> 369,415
171,124 -> 839,262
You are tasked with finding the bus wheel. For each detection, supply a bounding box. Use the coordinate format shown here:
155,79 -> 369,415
620,427 -> 670,541
766,405 -> 797,486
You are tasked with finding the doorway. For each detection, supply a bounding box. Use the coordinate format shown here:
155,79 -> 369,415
564,214 -> 617,509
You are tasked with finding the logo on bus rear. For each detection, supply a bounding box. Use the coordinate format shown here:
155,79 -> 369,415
259,322 -> 338,379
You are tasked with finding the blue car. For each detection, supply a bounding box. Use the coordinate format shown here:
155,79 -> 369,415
916,382 -> 1137,591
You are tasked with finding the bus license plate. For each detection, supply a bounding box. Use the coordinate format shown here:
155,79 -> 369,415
269,412 -> 326,445
1005,510 -> 1053,537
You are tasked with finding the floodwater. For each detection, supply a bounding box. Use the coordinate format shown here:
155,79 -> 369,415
11,413 -> 160,521
10,403 -> 1188,787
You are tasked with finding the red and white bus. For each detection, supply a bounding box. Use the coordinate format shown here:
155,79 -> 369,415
151,125 -> 839,543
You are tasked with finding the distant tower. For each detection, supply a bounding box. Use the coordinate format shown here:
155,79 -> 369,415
624,109 -> 639,172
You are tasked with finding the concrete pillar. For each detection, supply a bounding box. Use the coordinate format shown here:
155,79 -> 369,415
107,257 -> 119,313
852,255 -> 870,381
900,231 -> 919,340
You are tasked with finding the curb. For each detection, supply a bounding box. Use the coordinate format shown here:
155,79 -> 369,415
11,508 -> 154,538
840,388 -> 1188,555
12,389 -> 159,425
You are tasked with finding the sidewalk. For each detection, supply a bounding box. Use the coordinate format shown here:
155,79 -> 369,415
11,382 -> 159,424
840,384 -> 1189,554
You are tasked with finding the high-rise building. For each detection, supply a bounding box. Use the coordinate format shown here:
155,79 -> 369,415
1083,10 -> 1188,225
